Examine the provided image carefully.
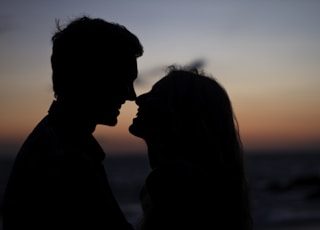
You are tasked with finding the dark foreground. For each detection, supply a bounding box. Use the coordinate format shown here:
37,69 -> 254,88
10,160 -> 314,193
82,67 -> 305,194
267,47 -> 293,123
1,150 -> 320,230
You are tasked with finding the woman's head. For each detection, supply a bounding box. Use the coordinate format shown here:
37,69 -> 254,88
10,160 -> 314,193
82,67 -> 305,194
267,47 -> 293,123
129,66 -> 242,169
131,66 -> 252,228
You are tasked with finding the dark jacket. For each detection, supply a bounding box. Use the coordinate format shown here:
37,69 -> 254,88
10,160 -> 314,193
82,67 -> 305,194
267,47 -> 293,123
2,101 -> 133,230
140,160 -> 251,230
139,161 -> 213,230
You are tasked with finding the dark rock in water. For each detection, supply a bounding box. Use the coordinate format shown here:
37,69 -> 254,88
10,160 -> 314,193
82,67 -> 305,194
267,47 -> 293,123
266,174 -> 320,193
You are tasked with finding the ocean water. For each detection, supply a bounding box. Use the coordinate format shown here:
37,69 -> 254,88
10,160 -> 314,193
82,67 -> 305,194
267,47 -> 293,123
103,151 -> 320,229
1,150 -> 320,229
245,150 -> 320,229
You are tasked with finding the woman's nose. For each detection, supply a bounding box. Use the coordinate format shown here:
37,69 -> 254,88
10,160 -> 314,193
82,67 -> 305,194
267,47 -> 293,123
135,93 -> 148,105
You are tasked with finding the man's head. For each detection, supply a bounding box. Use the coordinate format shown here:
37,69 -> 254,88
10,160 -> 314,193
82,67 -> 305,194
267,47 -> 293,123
50,16 -> 143,126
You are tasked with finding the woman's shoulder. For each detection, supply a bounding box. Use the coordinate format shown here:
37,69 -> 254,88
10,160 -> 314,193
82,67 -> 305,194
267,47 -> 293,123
147,160 -> 195,180
151,160 -> 208,178
145,160 -> 208,198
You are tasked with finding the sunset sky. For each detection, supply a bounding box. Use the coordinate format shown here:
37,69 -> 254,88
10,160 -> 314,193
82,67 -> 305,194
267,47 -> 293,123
1,0 -> 320,156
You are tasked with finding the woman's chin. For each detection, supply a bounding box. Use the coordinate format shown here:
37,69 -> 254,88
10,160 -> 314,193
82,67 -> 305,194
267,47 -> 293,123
128,123 -> 138,135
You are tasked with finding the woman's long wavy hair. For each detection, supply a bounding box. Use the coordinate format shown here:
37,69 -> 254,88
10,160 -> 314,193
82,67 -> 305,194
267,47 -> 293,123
161,65 -> 252,230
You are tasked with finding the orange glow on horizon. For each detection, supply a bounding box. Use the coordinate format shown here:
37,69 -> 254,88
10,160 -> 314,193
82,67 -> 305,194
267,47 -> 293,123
1,98 -> 320,156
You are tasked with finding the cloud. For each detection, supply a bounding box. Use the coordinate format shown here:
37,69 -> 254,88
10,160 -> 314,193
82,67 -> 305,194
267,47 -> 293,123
136,57 -> 207,87
184,58 -> 206,71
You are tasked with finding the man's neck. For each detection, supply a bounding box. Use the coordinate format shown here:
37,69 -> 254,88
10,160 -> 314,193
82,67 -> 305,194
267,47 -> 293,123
48,100 -> 96,134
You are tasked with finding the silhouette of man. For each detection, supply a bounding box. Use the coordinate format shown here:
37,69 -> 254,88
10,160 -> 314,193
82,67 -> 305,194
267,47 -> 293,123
2,16 -> 143,230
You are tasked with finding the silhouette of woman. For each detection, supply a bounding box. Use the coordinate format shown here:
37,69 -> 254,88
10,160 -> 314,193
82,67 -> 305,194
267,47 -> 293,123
129,66 -> 252,230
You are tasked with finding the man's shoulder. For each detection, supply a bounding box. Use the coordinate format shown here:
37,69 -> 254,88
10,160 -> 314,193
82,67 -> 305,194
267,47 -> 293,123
14,116 -> 66,166
15,114 -> 104,170
20,116 -> 57,149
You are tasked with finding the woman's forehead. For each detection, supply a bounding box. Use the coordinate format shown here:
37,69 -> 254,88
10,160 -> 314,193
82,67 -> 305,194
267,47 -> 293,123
151,75 -> 194,95
151,76 -> 169,90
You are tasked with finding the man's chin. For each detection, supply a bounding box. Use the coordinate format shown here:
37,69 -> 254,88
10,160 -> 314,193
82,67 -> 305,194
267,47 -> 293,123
96,117 -> 118,126
94,110 -> 120,126
103,120 -> 118,126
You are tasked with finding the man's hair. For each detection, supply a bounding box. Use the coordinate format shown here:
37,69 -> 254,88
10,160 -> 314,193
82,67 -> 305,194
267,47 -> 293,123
50,16 -> 143,98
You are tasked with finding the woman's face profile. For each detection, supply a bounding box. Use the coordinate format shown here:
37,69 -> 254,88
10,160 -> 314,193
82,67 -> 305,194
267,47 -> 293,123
129,76 -> 171,139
